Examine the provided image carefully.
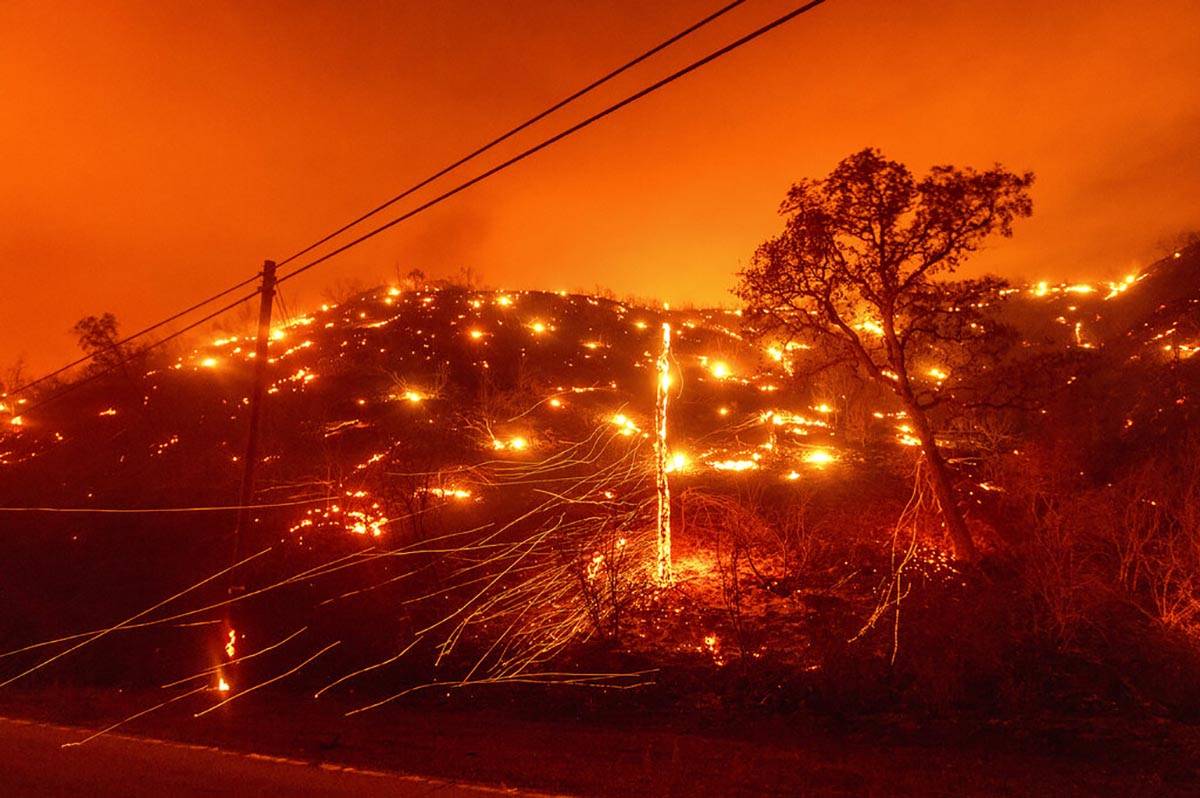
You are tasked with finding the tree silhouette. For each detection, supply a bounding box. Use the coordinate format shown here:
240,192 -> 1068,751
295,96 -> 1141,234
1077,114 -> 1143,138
71,313 -> 125,371
736,148 -> 1034,561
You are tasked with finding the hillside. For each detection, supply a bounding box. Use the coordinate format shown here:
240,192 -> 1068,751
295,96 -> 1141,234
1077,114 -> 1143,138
0,243 -> 1197,717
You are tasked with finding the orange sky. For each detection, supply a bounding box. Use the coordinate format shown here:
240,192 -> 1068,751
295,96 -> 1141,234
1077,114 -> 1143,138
2,0 -> 1198,372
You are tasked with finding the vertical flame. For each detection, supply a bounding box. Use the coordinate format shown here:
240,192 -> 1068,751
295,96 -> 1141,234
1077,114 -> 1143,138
655,322 -> 674,586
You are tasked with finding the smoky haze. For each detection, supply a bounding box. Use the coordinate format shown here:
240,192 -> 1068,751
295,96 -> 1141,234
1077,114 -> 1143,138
2,0 -> 1197,371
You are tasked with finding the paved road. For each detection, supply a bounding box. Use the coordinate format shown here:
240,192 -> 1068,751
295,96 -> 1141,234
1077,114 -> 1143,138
0,716 -> 544,797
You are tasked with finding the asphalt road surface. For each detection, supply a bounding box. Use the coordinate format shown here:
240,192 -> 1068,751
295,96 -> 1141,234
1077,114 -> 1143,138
0,716 -> 545,797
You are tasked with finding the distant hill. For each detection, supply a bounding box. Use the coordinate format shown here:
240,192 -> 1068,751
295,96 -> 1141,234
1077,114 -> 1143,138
1,242 -> 1196,517
0,242 -> 1196,701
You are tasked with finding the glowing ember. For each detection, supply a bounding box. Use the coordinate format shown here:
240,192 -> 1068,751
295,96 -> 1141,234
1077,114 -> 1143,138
710,459 -> 758,472
1104,273 -> 1141,300
424,487 -> 472,500
612,414 -> 640,435
802,449 -> 836,466
494,436 -> 530,451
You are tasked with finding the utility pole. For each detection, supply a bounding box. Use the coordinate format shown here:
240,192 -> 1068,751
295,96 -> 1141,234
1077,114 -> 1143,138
654,322 -> 673,586
232,260 -> 277,567
224,260 -> 277,664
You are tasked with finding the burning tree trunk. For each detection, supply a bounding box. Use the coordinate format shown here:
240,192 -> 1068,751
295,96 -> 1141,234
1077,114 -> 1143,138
900,396 -> 977,562
655,322 -> 674,586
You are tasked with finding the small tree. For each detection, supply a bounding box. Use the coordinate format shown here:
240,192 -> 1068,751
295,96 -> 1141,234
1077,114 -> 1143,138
405,268 -> 426,291
72,312 -> 150,392
0,357 -> 27,394
72,313 -> 127,371
736,148 -> 1034,561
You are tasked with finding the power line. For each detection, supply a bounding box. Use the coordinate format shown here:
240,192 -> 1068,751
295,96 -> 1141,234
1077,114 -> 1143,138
12,287 -> 262,417
274,0 -> 748,271
3,1 -> 749,408
7,0 -> 830,416
276,0 -> 829,288
4,273 -> 261,399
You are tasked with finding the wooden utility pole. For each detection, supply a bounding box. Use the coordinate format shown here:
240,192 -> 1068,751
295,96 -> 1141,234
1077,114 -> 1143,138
230,260 -> 277,578
654,322 -> 673,586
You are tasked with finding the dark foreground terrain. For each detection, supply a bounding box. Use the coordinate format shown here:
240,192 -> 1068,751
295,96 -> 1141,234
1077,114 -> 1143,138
2,687 -> 1198,796
0,715 -> 512,797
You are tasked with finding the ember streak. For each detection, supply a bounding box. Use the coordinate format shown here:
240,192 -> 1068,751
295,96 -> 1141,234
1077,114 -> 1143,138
1,2 -> 1198,794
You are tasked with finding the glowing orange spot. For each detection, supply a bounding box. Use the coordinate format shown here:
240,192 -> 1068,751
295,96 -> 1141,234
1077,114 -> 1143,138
612,414 -> 639,435
710,459 -> 757,472
666,452 -> 689,473
803,449 -> 836,466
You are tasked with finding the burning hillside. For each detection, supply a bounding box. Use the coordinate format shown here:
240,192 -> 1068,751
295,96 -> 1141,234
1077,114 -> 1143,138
0,243 -> 1197,723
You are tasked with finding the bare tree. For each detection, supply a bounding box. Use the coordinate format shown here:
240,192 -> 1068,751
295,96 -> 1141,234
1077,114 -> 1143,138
72,313 -> 123,368
405,268 -> 426,291
0,356 -> 27,394
455,265 -> 483,290
321,277 -> 367,305
735,148 -> 1034,561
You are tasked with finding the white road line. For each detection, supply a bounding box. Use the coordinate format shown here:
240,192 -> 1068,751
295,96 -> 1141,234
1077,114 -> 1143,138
0,714 -> 566,796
